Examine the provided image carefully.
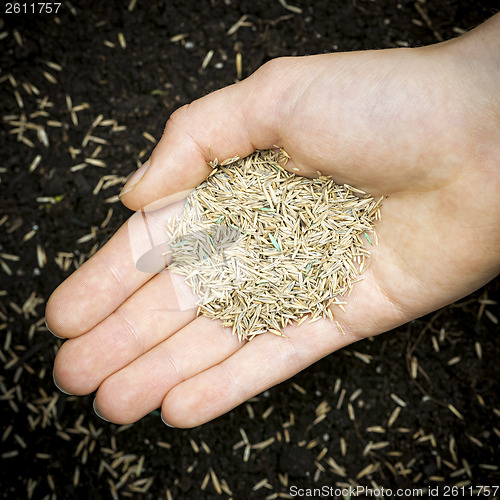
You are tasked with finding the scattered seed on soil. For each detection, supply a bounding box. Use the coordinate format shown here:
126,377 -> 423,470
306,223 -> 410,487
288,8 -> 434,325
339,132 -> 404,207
118,32 -> 126,49
353,351 -> 373,364
390,393 -> 407,407
201,50 -> 214,70
2,5 -> 498,498
167,149 -> 382,340
235,52 -> 242,79
448,404 -> 464,420
142,131 -> 156,143
388,406 -> 402,427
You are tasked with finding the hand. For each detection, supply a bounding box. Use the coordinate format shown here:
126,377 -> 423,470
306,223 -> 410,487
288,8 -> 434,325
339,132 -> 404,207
46,15 -> 500,427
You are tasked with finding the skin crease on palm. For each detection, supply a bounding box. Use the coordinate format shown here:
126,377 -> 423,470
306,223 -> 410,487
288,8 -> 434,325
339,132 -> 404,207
46,15 -> 500,427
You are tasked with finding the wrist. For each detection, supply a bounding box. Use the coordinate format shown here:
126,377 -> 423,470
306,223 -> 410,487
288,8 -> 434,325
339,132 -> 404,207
431,16 -> 500,275
436,14 -> 500,179
442,14 -> 500,123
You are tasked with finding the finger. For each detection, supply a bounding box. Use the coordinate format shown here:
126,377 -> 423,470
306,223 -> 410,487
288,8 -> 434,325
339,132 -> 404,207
119,60 -> 288,211
46,196 -> 187,338
160,269 -> 410,428
160,318 -> 354,428
53,271 -> 197,395
94,316 -> 243,424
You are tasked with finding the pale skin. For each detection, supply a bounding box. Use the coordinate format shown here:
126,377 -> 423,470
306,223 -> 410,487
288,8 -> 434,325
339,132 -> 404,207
46,15 -> 500,427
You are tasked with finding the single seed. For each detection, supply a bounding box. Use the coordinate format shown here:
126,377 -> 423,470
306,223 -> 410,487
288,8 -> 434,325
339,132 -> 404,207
201,50 -> 214,70
85,158 -> 107,168
170,33 -> 188,43
29,155 -> 42,172
349,388 -> 362,402
142,131 -> 156,144
13,30 -> 23,46
118,32 -> 126,49
475,341 -> 482,360
388,406 -> 401,427
448,404 -> 464,420
390,393 -> 407,408
235,52 -> 242,79
43,71 -> 57,84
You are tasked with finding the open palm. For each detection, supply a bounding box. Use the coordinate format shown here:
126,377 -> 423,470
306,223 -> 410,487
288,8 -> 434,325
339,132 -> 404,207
46,22 -> 500,427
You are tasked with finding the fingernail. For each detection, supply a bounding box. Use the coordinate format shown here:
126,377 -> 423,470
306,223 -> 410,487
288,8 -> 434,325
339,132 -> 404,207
45,317 -> 65,339
161,412 -> 175,428
53,368 -> 75,396
119,159 -> 151,198
93,398 -> 110,423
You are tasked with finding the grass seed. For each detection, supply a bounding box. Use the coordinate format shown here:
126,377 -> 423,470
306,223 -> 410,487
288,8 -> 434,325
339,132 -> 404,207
167,149 -> 381,340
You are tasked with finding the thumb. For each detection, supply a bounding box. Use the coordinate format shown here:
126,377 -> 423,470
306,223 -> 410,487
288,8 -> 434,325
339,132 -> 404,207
118,60 -> 286,211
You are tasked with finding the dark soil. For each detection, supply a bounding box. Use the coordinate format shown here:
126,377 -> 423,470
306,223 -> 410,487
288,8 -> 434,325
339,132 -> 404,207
1,1 -> 499,499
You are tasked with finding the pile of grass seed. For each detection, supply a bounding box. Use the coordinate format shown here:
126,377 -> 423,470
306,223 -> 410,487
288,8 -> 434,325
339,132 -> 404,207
167,149 -> 382,340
